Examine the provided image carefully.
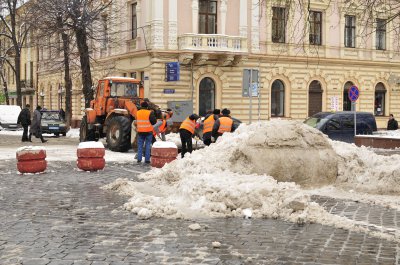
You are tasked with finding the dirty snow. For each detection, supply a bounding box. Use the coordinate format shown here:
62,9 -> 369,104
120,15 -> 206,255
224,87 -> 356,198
105,120 -> 400,243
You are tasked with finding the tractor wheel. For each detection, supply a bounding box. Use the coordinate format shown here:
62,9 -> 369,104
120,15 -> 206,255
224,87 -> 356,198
106,116 -> 131,152
79,116 -> 95,142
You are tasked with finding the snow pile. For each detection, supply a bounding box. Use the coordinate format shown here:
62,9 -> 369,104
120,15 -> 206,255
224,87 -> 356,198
105,120 -> 337,220
332,140 -> 400,194
105,120 -> 400,242
164,133 -> 204,149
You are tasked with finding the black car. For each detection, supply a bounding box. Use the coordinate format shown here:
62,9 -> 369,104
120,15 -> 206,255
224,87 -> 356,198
40,110 -> 69,136
304,111 -> 377,143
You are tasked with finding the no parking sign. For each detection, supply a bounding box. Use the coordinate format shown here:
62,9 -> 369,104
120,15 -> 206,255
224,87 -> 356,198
348,85 -> 359,102
348,85 -> 359,136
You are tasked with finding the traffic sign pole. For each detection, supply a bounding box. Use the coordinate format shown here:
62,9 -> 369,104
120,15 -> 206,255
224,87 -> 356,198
348,85 -> 360,136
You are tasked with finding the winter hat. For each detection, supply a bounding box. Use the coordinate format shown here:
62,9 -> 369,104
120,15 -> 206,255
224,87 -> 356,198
141,101 -> 149,108
213,109 -> 221,115
221,108 -> 230,115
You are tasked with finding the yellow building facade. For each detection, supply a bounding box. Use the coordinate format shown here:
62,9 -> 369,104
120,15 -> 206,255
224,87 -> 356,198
34,0 -> 400,128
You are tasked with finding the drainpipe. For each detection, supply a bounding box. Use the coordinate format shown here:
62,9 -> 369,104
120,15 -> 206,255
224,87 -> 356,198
191,62 -> 194,109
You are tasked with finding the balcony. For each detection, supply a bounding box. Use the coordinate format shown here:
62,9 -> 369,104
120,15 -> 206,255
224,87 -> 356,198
178,34 -> 247,53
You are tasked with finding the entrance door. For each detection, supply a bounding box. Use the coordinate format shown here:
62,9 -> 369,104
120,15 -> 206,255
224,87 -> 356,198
199,77 -> 215,116
308,80 -> 323,117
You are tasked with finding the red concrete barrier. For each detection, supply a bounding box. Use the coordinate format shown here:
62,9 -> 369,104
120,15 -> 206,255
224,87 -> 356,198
151,142 -> 178,168
16,147 -> 47,174
77,142 -> 105,171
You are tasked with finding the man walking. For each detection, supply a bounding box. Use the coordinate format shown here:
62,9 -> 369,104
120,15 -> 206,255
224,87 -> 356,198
387,114 -> 399,130
17,104 -> 31,142
29,106 -> 47,143
135,101 -> 157,164
179,114 -> 199,158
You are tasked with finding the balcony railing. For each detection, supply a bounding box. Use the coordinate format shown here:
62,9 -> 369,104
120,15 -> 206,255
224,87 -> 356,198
178,34 -> 247,53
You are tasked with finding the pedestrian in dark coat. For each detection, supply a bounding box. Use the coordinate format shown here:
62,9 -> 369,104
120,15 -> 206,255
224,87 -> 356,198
29,106 -> 47,143
17,104 -> 31,142
387,114 -> 399,130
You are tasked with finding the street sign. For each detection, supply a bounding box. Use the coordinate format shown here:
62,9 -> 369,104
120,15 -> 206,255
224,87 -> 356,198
165,62 -> 180,82
163,89 -> 175,94
348,85 -> 359,102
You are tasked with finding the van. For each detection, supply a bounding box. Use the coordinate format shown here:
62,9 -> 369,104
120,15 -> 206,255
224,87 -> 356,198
0,105 -> 22,130
304,111 -> 377,143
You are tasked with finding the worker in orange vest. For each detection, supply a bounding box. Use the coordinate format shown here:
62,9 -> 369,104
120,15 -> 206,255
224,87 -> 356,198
135,101 -> 157,164
212,108 -> 237,142
202,109 -> 220,146
179,114 -> 199,158
153,110 -> 173,141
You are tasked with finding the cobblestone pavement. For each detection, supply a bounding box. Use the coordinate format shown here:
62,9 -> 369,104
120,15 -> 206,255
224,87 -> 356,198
0,135 -> 399,264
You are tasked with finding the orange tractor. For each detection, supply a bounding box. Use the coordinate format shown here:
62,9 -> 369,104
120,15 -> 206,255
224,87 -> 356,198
79,77 -> 157,152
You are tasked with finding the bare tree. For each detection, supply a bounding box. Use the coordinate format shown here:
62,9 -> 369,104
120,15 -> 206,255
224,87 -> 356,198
0,0 -> 32,106
66,0 -> 112,107
32,0 -> 75,126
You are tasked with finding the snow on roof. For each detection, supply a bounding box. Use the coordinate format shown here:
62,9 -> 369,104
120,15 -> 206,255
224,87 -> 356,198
78,141 -> 104,149
0,105 -> 21,123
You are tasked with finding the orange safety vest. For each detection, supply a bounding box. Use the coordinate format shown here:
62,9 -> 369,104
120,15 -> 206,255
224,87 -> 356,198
218,117 -> 233,134
153,119 -> 167,136
203,115 -> 215,134
180,117 -> 196,134
136,109 -> 153,132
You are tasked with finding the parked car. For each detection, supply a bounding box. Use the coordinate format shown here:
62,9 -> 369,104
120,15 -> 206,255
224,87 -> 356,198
304,111 -> 377,143
40,110 -> 69,136
0,105 -> 22,130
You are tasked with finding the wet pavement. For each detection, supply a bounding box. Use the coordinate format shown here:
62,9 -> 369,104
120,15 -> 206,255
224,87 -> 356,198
0,134 -> 399,264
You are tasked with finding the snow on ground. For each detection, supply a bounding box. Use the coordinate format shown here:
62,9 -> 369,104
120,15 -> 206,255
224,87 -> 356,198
105,120 -> 400,243
0,128 -> 80,138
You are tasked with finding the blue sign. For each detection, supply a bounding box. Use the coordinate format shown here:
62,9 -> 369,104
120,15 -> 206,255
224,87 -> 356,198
348,85 -> 360,102
165,62 -> 180,82
163,89 -> 175,94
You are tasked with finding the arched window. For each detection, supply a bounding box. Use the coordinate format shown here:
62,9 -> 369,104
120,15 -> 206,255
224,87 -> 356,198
199,77 -> 215,116
308,80 -> 323,116
374,82 -> 386,116
271,80 -> 285,117
343,81 -> 354,111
